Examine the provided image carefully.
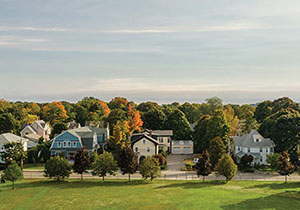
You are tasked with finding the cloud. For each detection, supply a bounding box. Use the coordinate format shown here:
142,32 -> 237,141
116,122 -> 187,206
0,26 -> 67,32
31,47 -> 163,53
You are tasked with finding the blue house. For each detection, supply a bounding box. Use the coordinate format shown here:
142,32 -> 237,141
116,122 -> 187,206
50,126 -> 109,160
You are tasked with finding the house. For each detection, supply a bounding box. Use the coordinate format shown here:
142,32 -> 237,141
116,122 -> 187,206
0,133 -> 28,164
131,133 -> 160,163
171,140 -> 194,154
21,120 -> 51,142
233,130 -> 275,165
50,126 -> 109,160
133,129 -> 173,152
67,121 -> 81,129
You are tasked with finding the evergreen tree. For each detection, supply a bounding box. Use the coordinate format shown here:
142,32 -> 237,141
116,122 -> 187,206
92,151 -> 118,181
196,150 -> 212,182
215,154 -> 237,183
73,148 -> 91,181
278,151 -> 294,183
3,161 -> 23,189
118,147 -> 138,181
208,136 -> 226,167
139,157 -> 161,181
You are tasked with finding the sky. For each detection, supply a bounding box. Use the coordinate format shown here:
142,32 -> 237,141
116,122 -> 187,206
1,0 -> 300,104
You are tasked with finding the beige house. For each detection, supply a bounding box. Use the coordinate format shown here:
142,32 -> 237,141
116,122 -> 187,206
171,140 -> 194,155
141,130 -> 173,152
131,134 -> 159,163
21,120 -> 51,142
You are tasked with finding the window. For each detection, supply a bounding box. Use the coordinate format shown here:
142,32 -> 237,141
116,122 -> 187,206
248,147 -> 250,152
57,142 -> 61,147
73,142 -> 76,147
68,142 -> 71,147
260,147 -> 263,152
256,139 -> 260,142
159,137 -> 163,143
266,148 -> 269,152
238,147 -> 241,151
63,142 -> 66,147
147,147 -> 150,152
168,138 -> 170,143
143,139 -> 146,144
260,158 -> 263,162
135,147 -> 138,152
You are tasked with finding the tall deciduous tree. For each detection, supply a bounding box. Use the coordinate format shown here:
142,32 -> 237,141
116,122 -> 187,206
139,157 -> 161,181
179,102 -> 202,124
193,115 -> 211,153
119,147 -> 138,181
205,97 -> 223,115
92,151 -> 118,181
196,150 -> 212,182
3,161 -> 23,189
2,142 -> 27,170
73,148 -> 91,181
215,154 -> 237,182
208,136 -> 226,167
278,151 -> 294,183
255,100 -> 273,123
164,109 -> 192,140
224,105 -> 239,137
40,102 -> 68,125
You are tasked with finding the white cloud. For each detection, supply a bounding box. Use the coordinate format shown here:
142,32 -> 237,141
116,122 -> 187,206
0,26 -> 67,32
31,47 -> 163,53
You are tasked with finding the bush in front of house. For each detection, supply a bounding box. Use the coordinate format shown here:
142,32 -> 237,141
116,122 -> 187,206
44,156 -> 72,182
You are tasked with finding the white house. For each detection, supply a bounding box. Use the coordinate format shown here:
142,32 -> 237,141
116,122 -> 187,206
21,120 -> 51,142
233,130 -> 275,165
131,133 -> 160,163
0,133 -> 28,164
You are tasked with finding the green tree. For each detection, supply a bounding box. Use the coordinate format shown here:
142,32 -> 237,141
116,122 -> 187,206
73,148 -> 91,181
255,100 -> 273,123
215,154 -> 237,182
235,104 -> 258,134
44,156 -> 72,181
2,141 -> 27,170
240,154 -> 254,168
208,136 -> 226,167
206,109 -> 230,147
193,115 -> 211,153
259,109 -> 300,154
51,121 -> 68,139
139,157 -> 161,181
92,151 -> 118,181
179,102 -> 202,124
3,161 -> 23,189
118,147 -> 138,181
196,150 -> 212,182
267,153 -> 280,171
278,151 -> 294,183
141,108 -> 166,130
164,109 -> 192,140
205,97 -> 223,115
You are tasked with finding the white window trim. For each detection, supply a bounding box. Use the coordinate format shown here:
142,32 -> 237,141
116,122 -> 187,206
73,142 -> 76,147
57,141 -> 61,148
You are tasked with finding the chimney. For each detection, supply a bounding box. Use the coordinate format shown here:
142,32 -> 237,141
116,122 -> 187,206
149,130 -> 152,137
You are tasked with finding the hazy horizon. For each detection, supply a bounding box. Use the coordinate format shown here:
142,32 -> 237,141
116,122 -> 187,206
1,0 -> 300,104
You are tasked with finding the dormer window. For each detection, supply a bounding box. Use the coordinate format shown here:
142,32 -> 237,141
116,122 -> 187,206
256,139 -> 260,142
143,140 -> 146,144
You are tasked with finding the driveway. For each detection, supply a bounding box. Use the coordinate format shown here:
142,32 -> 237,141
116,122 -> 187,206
166,154 -> 194,171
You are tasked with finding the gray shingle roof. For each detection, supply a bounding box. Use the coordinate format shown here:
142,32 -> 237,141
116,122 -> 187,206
0,133 -> 28,145
233,130 -> 275,148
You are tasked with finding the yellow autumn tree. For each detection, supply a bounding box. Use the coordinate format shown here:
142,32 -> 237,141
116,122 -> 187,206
224,105 -> 239,137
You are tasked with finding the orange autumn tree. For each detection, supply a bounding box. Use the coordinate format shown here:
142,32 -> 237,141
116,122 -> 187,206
41,102 -> 68,125
127,104 -> 143,136
23,102 -> 41,124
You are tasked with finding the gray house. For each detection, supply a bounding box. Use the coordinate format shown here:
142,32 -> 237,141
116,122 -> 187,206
233,130 -> 275,165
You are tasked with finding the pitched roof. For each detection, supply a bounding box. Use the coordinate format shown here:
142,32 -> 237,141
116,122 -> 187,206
151,130 -> 173,136
0,133 -> 28,145
131,133 -> 159,146
233,130 -> 275,148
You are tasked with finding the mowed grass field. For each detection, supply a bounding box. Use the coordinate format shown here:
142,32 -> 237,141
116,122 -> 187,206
1,179 -> 300,210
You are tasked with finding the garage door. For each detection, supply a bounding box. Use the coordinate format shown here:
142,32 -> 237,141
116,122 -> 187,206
173,147 -> 181,154
183,147 -> 191,154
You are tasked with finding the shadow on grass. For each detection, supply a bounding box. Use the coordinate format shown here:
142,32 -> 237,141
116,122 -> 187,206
155,180 -> 225,189
246,182 -> 300,190
221,191 -> 300,210
10,179 -> 148,190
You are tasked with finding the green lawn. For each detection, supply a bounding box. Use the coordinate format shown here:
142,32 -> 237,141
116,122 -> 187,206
23,164 -> 45,171
1,179 -> 300,210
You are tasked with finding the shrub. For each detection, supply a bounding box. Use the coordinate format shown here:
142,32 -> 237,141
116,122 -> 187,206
153,154 -> 166,166
240,154 -> 254,167
139,157 -> 161,181
44,156 -> 72,181
267,153 -> 280,171
215,154 -> 237,182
